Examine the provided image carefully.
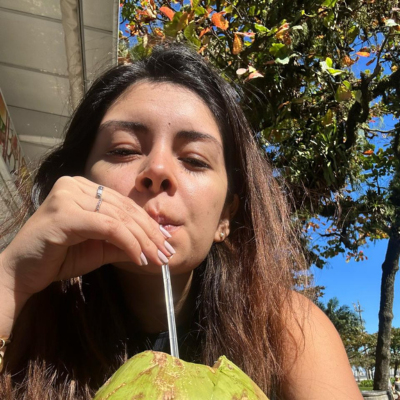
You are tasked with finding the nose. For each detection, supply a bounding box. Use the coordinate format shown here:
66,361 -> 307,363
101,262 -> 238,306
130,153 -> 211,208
135,148 -> 177,194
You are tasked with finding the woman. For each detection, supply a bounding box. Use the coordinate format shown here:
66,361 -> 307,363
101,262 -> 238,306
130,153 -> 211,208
0,44 -> 362,399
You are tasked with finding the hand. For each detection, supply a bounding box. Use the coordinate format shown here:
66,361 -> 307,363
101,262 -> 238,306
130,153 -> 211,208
0,176 -> 173,297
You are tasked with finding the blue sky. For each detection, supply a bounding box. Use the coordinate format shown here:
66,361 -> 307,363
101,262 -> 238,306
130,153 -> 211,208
312,239 -> 400,333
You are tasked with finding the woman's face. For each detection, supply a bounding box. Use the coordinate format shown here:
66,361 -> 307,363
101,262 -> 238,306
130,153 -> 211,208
85,81 -> 231,275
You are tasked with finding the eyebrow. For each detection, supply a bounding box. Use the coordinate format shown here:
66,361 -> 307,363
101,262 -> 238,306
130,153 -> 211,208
98,120 -> 147,134
98,120 -> 223,151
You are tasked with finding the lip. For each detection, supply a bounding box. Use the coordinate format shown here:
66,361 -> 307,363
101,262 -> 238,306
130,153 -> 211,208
146,209 -> 182,231
160,224 -> 181,233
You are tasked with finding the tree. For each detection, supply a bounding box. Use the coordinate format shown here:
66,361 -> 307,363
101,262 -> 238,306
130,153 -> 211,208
317,297 -> 363,353
119,0 -> 400,389
350,332 -> 377,380
391,327 -> 400,377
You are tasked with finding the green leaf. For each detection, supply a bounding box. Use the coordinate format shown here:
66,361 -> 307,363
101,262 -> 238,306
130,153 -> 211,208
269,43 -> 290,63
322,109 -> 334,127
327,68 -> 345,76
342,80 -> 351,90
347,25 -> 359,43
322,0 -> 338,7
184,21 -> 201,47
224,5 -> 233,14
321,59 -> 345,76
269,43 -> 286,56
164,21 -> 179,37
194,6 -> 207,16
275,56 -> 290,65
323,10 -> 335,28
191,0 -> 200,8
254,23 -> 269,33
336,84 -> 352,102
248,6 -> 257,16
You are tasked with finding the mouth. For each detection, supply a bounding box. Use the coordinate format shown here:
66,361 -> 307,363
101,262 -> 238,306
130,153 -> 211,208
160,224 -> 181,233
146,209 -> 182,233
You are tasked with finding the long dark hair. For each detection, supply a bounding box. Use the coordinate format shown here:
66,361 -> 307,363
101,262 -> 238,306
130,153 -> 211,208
1,44 -> 305,399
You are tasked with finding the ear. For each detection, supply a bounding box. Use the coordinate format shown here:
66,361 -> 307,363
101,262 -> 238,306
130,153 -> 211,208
214,194 -> 239,242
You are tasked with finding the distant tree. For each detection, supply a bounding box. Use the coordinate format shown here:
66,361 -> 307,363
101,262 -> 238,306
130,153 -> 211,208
391,327 -> 400,377
349,332 -> 377,380
317,297 -> 363,352
120,0 -> 400,389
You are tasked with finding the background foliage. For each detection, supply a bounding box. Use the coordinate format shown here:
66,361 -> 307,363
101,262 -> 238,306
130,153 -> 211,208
119,0 -> 400,389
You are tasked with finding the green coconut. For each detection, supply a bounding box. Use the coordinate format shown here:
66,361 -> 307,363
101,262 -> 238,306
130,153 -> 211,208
93,351 -> 269,400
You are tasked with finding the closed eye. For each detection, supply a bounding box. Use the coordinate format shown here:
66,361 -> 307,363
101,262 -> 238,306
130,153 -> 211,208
180,157 -> 210,169
106,148 -> 141,157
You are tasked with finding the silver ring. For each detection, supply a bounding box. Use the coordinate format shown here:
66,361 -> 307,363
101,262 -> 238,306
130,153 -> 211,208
95,197 -> 103,212
96,185 -> 104,199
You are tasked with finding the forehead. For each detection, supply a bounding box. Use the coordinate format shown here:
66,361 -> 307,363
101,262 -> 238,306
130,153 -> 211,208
103,80 -> 221,137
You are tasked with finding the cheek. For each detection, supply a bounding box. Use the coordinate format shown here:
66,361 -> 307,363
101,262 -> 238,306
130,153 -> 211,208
185,181 -> 227,228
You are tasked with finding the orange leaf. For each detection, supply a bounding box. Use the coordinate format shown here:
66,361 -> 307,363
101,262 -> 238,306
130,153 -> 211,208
235,31 -> 256,38
211,12 -> 229,30
199,27 -> 211,38
275,23 -> 290,40
160,6 -> 175,20
247,71 -> 264,80
264,60 -> 276,65
197,45 -> 208,54
153,27 -> 165,38
356,51 -> 370,57
342,55 -> 355,66
362,149 -> 374,155
232,33 -> 243,55
366,57 -> 376,66
278,101 -> 290,109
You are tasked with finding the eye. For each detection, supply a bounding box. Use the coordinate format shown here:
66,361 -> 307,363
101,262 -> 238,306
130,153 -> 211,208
106,148 -> 141,157
180,157 -> 210,170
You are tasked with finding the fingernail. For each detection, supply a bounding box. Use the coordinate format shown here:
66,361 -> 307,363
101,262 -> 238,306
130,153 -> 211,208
140,252 -> 148,266
159,225 -> 172,238
164,240 -> 176,255
158,249 -> 169,264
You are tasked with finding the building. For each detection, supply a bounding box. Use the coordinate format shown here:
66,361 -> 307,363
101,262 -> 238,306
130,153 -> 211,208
0,0 -> 118,231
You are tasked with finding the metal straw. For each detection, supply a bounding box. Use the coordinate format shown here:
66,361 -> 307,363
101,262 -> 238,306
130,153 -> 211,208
161,263 -> 179,358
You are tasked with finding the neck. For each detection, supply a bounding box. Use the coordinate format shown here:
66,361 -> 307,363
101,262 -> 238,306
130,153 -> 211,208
115,268 -> 194,334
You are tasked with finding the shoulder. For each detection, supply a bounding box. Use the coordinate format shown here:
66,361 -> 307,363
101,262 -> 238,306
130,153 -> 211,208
280,292 -> 363,400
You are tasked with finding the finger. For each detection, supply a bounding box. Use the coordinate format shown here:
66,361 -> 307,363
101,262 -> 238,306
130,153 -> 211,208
71,210 -> 147,266
74,194 -> 172,266
73,177 -> 174,260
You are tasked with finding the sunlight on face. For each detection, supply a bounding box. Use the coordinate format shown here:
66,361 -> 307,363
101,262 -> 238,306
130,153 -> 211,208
85,81 -> 229,274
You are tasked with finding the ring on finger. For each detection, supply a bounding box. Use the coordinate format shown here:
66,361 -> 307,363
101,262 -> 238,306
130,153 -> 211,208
95,197 -> 103,212
96,185 -> 104,199
95,185 -> 104,212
